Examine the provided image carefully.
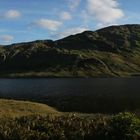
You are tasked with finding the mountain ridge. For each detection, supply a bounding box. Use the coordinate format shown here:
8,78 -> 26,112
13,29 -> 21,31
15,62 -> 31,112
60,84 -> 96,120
0,24 -> 140,77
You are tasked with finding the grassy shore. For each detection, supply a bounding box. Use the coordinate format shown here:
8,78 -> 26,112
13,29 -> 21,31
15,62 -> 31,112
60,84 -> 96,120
0,99 -> 59,118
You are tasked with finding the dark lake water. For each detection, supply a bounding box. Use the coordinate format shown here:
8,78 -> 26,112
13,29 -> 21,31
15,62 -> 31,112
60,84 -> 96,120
0,78 -> 140,113
0,78 -> 140,97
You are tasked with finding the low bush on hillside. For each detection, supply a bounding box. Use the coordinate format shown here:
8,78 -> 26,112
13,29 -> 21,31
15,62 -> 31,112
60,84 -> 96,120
0,112 -> 140,140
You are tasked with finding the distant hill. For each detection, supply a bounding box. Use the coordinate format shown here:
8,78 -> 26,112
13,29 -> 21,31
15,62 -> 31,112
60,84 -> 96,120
0,24 -> 140,77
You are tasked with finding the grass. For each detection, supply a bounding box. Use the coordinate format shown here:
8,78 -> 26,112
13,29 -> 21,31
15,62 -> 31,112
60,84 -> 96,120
0,99 -> 59,118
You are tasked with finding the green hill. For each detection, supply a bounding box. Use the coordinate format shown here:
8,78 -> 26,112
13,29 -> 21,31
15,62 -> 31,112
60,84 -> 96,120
0,24 -> 140,77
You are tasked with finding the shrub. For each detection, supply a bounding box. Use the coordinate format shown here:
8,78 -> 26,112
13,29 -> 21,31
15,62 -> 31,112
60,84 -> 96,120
0,112 -> 140,140
107,112 -> 140,140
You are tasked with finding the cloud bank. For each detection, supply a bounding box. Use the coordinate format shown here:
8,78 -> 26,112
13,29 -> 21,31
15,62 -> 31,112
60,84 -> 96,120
32,19 -> 62,31
0,10 -> 21,19
86,0 -> 124,25
0,35 -> 14,43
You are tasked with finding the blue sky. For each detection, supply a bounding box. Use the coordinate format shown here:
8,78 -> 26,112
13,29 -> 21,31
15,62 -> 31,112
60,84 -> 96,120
0,0 -> 140,45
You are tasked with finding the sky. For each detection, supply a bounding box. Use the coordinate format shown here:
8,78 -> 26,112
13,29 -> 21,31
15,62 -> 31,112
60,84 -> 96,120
0,0 -> 140,45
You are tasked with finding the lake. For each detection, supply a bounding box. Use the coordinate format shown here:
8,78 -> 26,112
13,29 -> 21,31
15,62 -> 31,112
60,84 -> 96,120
0,78 -> 140,113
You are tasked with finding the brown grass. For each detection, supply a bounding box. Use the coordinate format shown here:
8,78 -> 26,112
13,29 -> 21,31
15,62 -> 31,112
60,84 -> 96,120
0,99 -> 60,118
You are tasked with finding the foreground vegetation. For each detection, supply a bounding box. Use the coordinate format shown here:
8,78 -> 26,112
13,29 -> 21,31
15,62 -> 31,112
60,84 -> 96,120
0,99 -> 140,139
0,112 -> 140,140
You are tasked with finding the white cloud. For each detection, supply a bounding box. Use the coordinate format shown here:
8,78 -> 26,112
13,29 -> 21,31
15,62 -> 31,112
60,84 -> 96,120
58,27 -> 88,38
32,19 -> 62,31
96,23 -> 119,29
86,0 -> 124,25
2,10 -> 21,19
67,0 -> 81,11
60,11 -> 72,20
0,35 -> 14,42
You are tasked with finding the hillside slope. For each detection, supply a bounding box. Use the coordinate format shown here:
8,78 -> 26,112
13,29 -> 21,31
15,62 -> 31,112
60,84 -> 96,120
0,24 -> 140,77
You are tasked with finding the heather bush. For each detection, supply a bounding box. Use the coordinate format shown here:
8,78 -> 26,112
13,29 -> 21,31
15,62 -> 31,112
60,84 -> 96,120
0,112 -> 139,140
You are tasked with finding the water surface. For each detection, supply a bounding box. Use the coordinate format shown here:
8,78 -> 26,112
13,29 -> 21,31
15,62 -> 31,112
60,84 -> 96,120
0,78 -> 140,113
